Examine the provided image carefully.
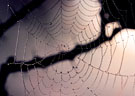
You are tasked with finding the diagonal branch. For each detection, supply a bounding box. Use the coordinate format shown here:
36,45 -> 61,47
0,27 -> 121,96
0,0 -> 123,95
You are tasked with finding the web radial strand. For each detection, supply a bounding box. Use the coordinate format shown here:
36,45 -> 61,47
2,0 -> 135,96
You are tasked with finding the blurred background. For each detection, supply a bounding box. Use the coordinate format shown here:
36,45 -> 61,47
1,0 -> 135,96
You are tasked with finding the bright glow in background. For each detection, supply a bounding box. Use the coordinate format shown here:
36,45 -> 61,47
0,0 -> 135,96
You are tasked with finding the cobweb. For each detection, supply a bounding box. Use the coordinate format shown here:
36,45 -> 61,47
1,0 -> 135,96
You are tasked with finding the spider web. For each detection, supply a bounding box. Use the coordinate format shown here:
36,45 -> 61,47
1,0 -> 135,96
